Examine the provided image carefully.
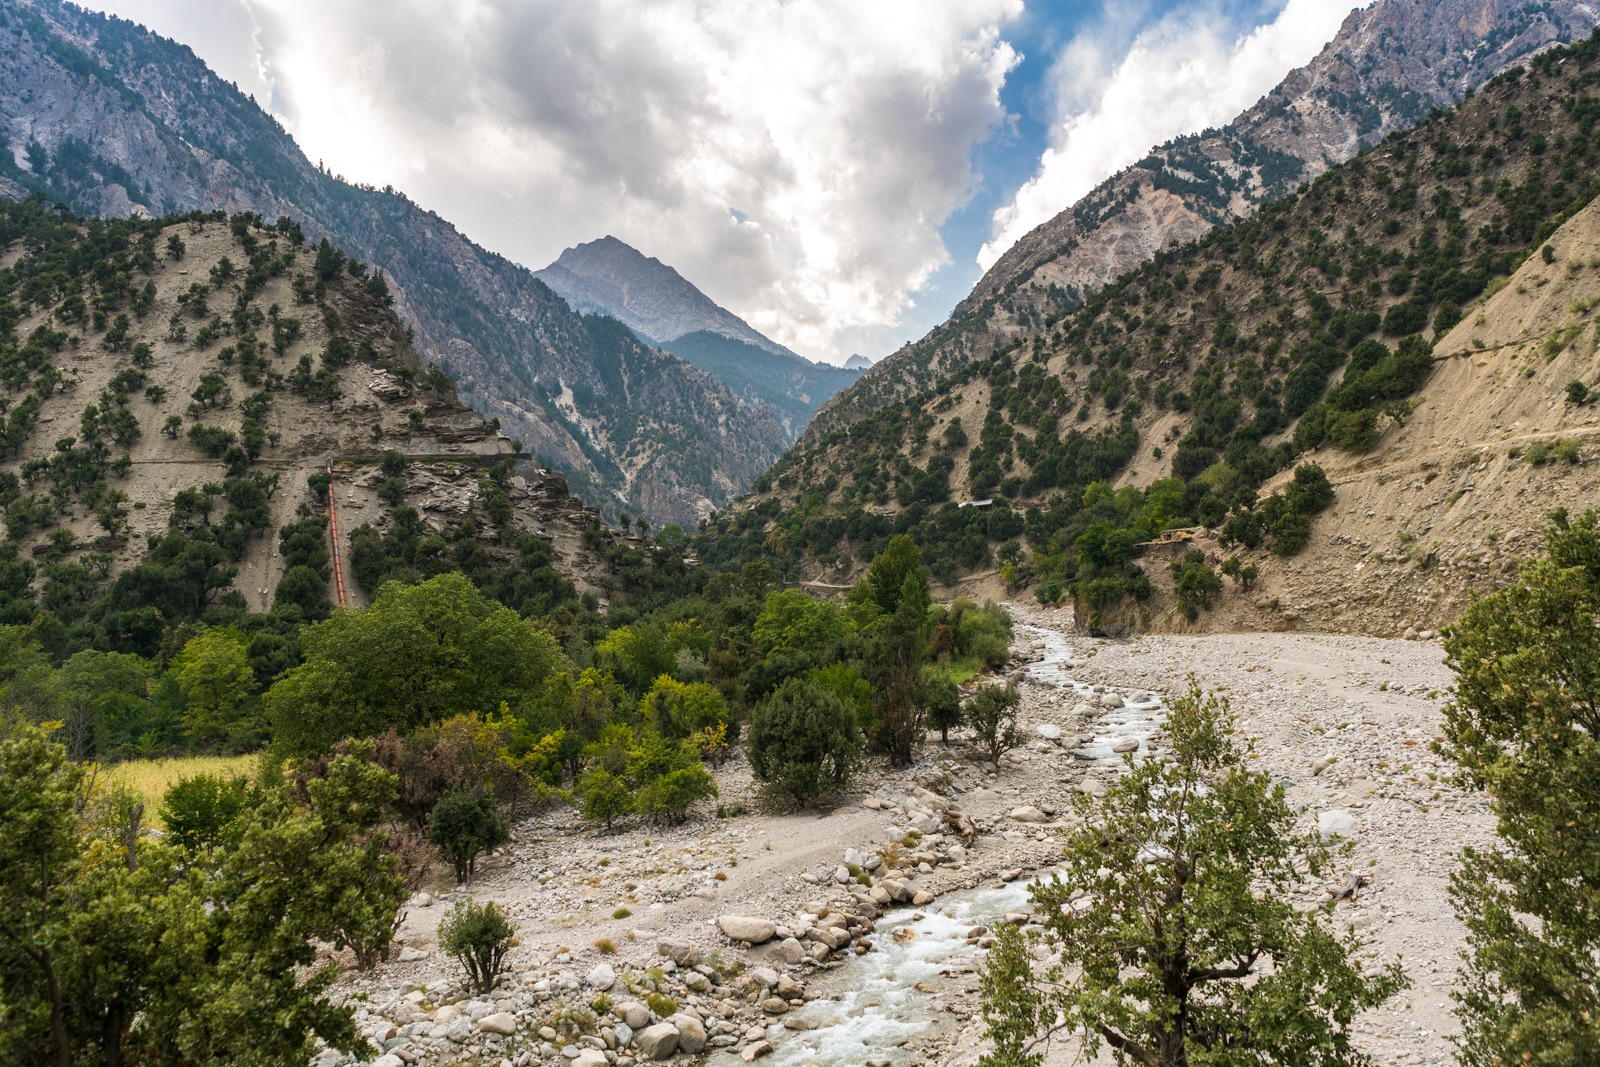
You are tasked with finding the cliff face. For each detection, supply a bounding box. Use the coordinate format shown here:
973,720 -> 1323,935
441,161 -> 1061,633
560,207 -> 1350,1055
0,0 -> 784,526
805,0 -> 1599,445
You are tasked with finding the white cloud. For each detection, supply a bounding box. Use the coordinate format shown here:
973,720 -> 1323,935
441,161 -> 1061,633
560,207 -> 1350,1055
95,0 -> 1022,362
977,0 -> 1362,270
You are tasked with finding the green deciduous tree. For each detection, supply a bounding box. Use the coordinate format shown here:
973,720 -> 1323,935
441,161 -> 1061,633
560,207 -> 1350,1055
159,772 -> 255,858
965,684 -> 1022,766
577,767 -> 633,830
978,680 -> 1403,1067
1442,508 -> 1600,1066
426,786 -> 510,883
439,900 -> 514,994
747,676 -> 862,808
170,629 -> 259,753
921,668 -> 962,744
266,573 -> 568,758
0,722 -> 407,1066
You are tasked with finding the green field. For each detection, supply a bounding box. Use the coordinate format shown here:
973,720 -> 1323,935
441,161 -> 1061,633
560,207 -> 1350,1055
103,755 -> 258,829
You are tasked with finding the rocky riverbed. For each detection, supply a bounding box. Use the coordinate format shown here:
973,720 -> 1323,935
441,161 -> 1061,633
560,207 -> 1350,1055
315,603 -> 1489,1067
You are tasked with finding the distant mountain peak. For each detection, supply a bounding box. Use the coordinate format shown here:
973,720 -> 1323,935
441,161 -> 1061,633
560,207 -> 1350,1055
844,353 -> 872,370
535,236 -> 796,359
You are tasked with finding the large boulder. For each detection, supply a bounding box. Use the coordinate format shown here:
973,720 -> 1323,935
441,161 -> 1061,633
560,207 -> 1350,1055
573,1052 -> 609,1067
657,939 -> 698,966
476,1012 -> 516,1035
585,962 -> 617,989
718,915 -> 777,943
1009,805 -> 1048,823
615,1000 -> 651,1029
667,1013 -> 707,1054
635,1022 -> 679,1060
808,925 -> 848,951
1318,809 -> 1358,838
774,936 -> 807,964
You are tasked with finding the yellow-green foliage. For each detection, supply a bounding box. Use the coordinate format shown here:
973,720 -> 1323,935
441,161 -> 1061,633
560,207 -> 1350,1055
103,755 -> 257,828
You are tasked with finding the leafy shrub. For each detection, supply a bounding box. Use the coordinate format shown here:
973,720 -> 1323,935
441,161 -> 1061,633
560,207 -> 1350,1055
633,762 -> 717,825
921,668 -> 963,743
1218,556 -> 1259,590
160,773 -> 255,856
1432,299 -> 1463,335
1170,550 -> 1223,621
1566,381 -> 1591,405
439,899 -> 515,993
426,787 -> 510,883
1382,297 -> 1429,336
965,684 -> 1022,765
1325,408 -> 1381,452
579,768 -> 634,829
1219,509 -> 1263,549
748,676 -> 863,808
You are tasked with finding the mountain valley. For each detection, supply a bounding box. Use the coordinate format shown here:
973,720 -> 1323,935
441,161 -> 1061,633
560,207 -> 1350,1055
708,36 -> 1600,638
0,0 -> 782,525
806,0 -> 1600,445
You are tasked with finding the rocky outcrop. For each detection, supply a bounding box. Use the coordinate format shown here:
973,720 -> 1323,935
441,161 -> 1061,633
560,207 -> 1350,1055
0,0 -> 782,525
805,0 -> 1600,444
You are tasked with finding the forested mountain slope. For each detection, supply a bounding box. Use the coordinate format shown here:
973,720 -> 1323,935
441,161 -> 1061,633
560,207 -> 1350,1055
0,0 -> 783,525
701,36 -> 1600,636
806,0 -> 1599,445
0,198 -> 694,663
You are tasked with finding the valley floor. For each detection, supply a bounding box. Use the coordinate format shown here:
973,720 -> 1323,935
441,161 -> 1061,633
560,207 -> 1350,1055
324,607 -> 1487,1067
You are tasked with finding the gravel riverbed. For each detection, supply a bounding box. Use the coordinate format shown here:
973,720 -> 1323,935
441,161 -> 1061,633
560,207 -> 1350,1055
318,603 -> 1488,1067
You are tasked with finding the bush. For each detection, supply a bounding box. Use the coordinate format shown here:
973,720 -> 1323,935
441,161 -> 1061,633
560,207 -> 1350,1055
439,899 -> 515,993
1218,509 -> 1263,549
1432,299 -> 1463,335
1218,556 -> 1259,590
626,732 -> 718,824
1170,550 -> 1222,621
951,599 -> 1013,668
160,773 -> 255,856
578,767 -> 634,829
272,564 -> 332,621
748,677 -> 863,808
1325,408 -> 1381,451
922,668 -> 963,743
965,684 -> 1022,766
1566,380 -> 1591,405
1382,297 -> 1429,336
426,787 -> 510,883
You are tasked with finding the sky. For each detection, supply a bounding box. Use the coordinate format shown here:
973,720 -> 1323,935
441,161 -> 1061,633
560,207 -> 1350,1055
83,0 -> 1362,364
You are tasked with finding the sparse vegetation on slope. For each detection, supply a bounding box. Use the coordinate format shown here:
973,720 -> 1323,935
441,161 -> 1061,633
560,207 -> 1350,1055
705,36 -> 1600,631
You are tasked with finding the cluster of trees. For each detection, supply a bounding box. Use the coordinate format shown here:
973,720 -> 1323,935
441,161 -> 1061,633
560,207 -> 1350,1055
976,509 -> 1600,1067
0,727 -> 410,1066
